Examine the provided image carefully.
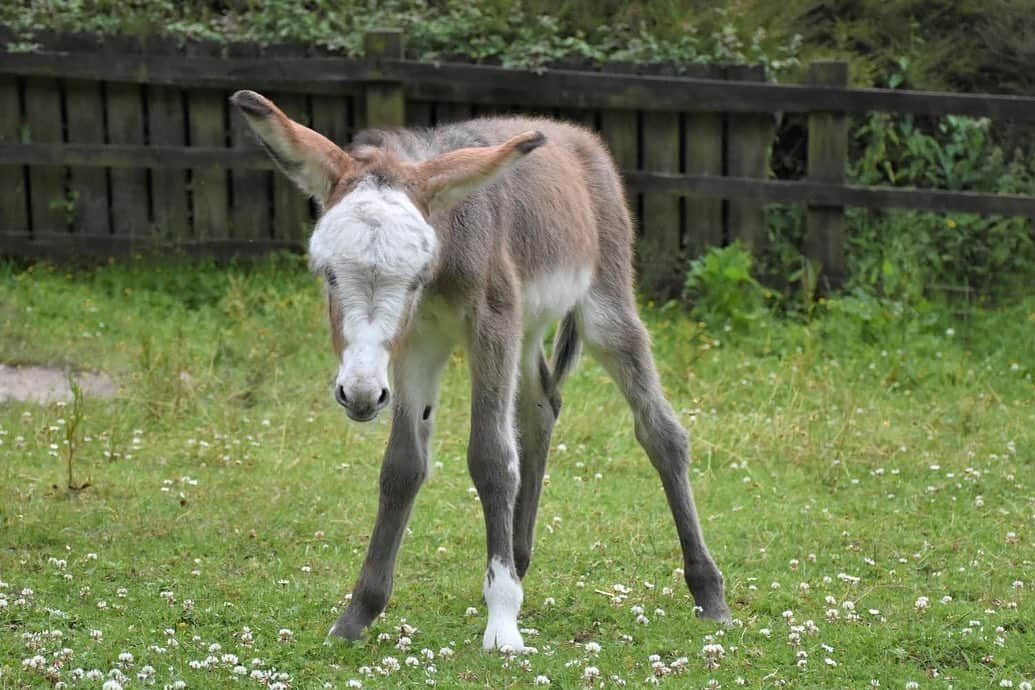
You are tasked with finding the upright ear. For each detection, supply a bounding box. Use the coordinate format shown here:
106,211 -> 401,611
230,90 -> 352,206
409,130 -> 546,213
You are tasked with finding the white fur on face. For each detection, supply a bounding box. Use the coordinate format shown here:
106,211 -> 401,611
309,179 -> 439,385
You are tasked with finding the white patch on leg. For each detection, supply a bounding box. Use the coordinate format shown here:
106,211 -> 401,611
481,556 -> 525,651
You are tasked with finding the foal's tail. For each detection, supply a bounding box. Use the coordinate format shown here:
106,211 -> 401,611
537,311 -> 580,418
551,311 -> 581,388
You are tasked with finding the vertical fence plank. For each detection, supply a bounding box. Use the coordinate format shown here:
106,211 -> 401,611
311,94 -> 352,147
641,108 -> 682,296
107,81 -> 150,238
228,43 -> 272,242
805,60 -> 849,290
726,64 -> 774,253
185,42 -> 229,242
64,79 -> 109,236
0,75 -> 28,233
364,31 -> 405,128
269,87 -> 312,243
683,64 -> 724,257
599,108 -> 639,251
147,74 -> 189,241
187,85 -> 229,241
557,108 -> 597,130
23,77 -> 66,232
406,100 -> 433,128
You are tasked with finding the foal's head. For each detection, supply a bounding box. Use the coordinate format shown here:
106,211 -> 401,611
232,90 -> 544,421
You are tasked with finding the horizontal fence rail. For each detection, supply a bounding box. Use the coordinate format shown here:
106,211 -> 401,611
6,143 -> 1034,219
2,30 -> 1034,294
5,50 -> 1035,121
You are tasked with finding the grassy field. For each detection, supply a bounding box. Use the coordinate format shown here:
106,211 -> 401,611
1,256 -> 1032,689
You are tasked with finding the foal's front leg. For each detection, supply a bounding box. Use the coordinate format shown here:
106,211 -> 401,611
329,342 -> 449,640
328,406 -> 426,639
468,307 -> 526,651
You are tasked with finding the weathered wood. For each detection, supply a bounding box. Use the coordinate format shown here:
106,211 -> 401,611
228,42 -> 271,241
0,75 -> 28,233
726,64 -> 773,253
106,81 -> 151,236
269,91 -> 313,241
64,79 -> 109,235
598,110 -> 638,172
0,229 -> 302,260
435,102 -> 473,124
0,142 -> 272,169
186,88 -> 229,240
804,61 -> 849,290
683,65 -> 724,256
406,100 -> 434,128
7,143 -> 1035,219
557,108 -> 597,130
8,48 -> 1035,121
0,50 -> 371,95
364,30 -> 405,128
23,77 -> 66,231
147,84 -> 190,240
599,109 -> 640,263
619,171 -> 1035,219
310,94 -> 352,147
641,109 -> 682,296
184,41 -> 229,241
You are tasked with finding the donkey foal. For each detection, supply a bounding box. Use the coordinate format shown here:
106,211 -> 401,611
231,90 -> 731,650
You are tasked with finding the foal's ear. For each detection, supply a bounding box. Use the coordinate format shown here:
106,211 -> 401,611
410,130 -> 546,213
230,90 -> 352,206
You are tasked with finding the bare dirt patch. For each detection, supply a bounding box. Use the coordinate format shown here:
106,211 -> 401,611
0,364 -> 117,404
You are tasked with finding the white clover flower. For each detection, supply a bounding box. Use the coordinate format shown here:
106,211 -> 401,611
583,666 -> 601,681
534,676 -> 551,686
585,641 -> 601,654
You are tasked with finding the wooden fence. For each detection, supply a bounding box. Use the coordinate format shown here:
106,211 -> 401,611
3,30 -> 1035,294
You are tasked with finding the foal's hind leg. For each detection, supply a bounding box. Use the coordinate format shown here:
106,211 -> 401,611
578,290 -> 731,621
513,342 -> 561,579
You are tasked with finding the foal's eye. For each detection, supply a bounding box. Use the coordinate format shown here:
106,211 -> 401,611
408,277 -> 422,292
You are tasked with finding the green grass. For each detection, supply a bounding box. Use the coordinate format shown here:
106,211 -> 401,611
1,255 -> 1032,689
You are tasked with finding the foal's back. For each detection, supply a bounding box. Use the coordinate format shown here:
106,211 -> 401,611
353,117 -> 634,291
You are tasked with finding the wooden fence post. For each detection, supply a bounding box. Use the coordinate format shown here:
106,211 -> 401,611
364,30 -> 405,128
725,64 -> 774,254
805,60 -> 848,290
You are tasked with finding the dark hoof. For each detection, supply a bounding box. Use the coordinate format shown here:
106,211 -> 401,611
327,615 -> 365,641
696,601 -> 733,625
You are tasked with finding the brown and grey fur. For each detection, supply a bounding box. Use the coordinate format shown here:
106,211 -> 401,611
231,90 -> 730,649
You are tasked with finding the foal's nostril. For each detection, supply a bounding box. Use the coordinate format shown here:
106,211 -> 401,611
335,385 -> 349,408
377,388 -> 390,406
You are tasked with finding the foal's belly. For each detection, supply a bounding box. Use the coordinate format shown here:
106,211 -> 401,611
520,265 -> 593,335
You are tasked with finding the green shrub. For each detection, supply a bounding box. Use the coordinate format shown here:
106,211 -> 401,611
683,242 -> 772,332
847,113 -> 1035,301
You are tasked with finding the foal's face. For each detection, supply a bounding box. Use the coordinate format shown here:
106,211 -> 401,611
230,89 -> 545,421
309,177 -> 437,421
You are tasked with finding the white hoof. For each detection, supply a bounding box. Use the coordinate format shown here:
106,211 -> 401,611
482,620 -> 525,652
481,556 -> 525,651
